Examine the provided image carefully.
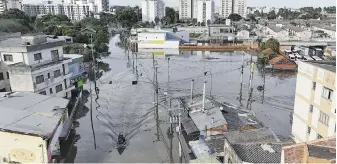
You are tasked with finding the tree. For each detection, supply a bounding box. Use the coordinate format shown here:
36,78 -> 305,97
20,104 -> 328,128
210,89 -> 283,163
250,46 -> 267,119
228,13 -> 242,21
265,38 -> 280,53
154,16 -> 160,25
201,22 -> 205,26
165,7 -> 178,24
254,10 -> 261,17
192,18 -> 197,26
206,19 -> 211,26
197,22 -> 201,26
267,10 -> 277,20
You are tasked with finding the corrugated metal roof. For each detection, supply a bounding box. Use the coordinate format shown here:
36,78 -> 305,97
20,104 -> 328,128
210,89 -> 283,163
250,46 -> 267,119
0,92 -> 68,138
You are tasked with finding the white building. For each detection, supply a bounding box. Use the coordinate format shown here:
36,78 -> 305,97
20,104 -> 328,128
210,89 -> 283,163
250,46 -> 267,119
22,2 -> 98,20
179,0 -> 193,20
94,0 -> 109,12
137,28 -> 189,49
196,0 -> 214,24
0,0 -> 4,16
141,0 -> 165,23
291,61 -> 336,143
0,35 -> 74,98
221,0 -> 246,18
0,61 -> 10,92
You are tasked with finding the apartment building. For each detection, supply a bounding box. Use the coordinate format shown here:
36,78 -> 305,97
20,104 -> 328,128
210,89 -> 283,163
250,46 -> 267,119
196,0 -> 214,24
22,2 -> 98,20
291,61 -> 336,143
179,0 -> 193,20
0,0 -> 22,13
0,35 -> 74,98
221,0 -> 246,18
141,0 -> 165,23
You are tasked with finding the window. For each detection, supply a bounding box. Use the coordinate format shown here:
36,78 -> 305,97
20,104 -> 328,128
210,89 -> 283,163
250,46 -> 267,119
3,54 -> 13,62
51,50 -> 59,61
322,87 -> 333,100
310,105 -> 313,112
56,84 -> 63,93
49,88 -> 53,94
34,53 -> 42,61
6,72 -> 9,79
0,73 -> 3,81
312,82 -> 316,90
317,134 -> 323,139
319,111 -> 330,126
47,73 -> 50,78
307,126 -> 311,134
39,91 -> 47,95
35,75 -> 44,84
54,69 -> 61,78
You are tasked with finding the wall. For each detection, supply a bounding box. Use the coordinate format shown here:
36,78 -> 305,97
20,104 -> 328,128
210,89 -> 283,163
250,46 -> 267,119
9,67 -> 35,92
178,27 -> 208,33
26,46 -> 64,66
138,33 -> 166,41
138,40 -> 180,49
0,131 -> 48,163
223,139 -> 243,163
167,31 -> 190,43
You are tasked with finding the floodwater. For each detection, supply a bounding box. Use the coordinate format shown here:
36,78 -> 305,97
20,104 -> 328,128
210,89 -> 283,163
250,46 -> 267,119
68,35 -> 297,162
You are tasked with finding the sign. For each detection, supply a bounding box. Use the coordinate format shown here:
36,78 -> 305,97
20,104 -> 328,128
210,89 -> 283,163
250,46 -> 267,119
10,149 -> 36,162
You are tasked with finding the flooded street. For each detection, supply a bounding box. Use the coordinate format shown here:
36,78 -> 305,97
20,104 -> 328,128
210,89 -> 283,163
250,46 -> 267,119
69,35 -> 297,162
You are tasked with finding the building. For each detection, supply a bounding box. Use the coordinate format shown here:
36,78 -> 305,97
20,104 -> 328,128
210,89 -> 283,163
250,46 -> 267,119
223,128 -> 284,163
179,0 -> 196,20
137,28 -> 189,49
0,0 -> 5,13
312,25 -> 336,39
0,92 -> 74,163
22,2 -> 98,20
282,136 -> 336,163
0,61 -> 10,92
221,0 -> 246,18
291,61 -> 336,143
0,0 -> 22,12
0,35 -> 75,98
94,0 -> 109,12
63,54 -> 85,83
196,0 -> 214,24
236,29 -> 249,40
141,0 -> 165,23
264,25 -> 289,40
284,25 -> 312,41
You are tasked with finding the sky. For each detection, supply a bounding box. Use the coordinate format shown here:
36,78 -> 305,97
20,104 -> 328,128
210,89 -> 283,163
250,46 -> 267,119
23,0 -> 336,8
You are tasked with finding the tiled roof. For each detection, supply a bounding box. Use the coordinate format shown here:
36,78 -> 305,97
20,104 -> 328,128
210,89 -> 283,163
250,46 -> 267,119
269,55 -> 295,65
282,136 -> 336,163
232,143 -> 282,163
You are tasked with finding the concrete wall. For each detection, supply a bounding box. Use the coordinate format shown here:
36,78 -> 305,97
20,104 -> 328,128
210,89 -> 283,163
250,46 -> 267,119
26,46 -> 64,66
0,131 -> 48,163
224,139 -> 243,163
138,40 -> 180,49
178,27 -> 208,33
138,33 -> 166,41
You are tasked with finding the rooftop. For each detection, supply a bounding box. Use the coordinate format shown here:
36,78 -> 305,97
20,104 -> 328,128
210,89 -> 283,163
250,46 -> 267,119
232,142 -> 282,163
189,140 -> 212,158
0,37 -> 64,52
284,24 -> 306,32
267,25 -> 284,32
0,92 -> 68,138
304,60 -> 336,73
282,136 -> 336,163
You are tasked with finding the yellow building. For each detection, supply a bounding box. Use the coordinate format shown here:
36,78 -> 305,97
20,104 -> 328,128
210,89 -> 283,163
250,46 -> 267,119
291,61 -> 336,143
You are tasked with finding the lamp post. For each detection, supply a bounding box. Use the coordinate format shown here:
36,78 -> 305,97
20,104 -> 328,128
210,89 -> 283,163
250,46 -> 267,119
204,69 -> 212,97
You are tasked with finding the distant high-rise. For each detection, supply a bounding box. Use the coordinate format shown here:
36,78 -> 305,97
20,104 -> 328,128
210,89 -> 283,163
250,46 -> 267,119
221,0 -> 246,18
179,0 -> 193,20
141,0 -> 165,23
0,0 -> 22,12
196,0 -> 214,23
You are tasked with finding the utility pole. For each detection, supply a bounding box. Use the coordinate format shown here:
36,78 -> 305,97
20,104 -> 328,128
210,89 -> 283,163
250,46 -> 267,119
178,112 -> 182,163
202,81 -> 207,112
136,52 -> 138,80
190,79 -> 194,104
262,67 -> 266,103
239,53 -> 244,104
247,61 -> 254,110
155,66 -> 160,141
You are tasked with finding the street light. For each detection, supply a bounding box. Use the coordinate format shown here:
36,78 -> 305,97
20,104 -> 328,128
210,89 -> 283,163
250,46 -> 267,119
204,69 -> 212,97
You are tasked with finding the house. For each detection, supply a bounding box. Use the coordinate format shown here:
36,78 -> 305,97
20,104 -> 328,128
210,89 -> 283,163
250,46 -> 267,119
282,136 -> 336,163
265,25 -> 289,40
268,54 -> 297,70
137,29 -> 189,49
0,61 -> 10,92
63,54 -> 85,87
236,30 -> 250,40
0,35 -> 74,98
312,25 -> 336,39
223,128 -> 285,163
284,25 -> 312,41
0,92 -> 72,163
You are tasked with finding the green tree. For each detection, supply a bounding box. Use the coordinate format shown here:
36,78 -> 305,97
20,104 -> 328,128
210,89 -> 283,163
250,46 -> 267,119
154,16 -> 160,25
267,10 -> 277,20
165,7 -> 178,24
197,22 -> 201,26
201,22 -> 205,26
228,13 -> 242,21
192,18 -> 197,26
264,38 -> 280,53
207,19 -> 211,26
